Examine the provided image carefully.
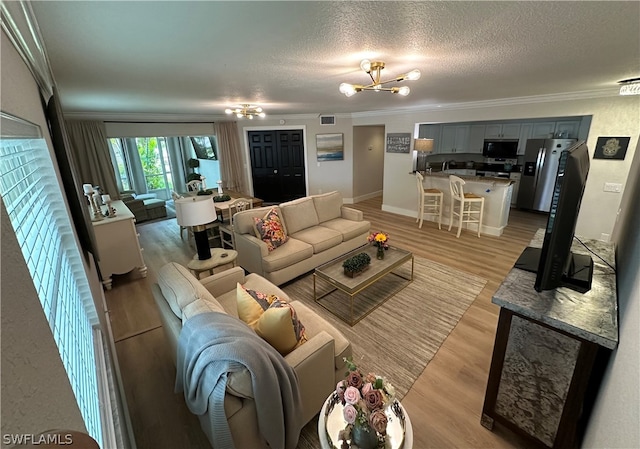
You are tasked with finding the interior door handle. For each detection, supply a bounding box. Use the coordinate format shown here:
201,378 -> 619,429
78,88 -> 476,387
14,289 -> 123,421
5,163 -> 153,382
273,169 -> 278,174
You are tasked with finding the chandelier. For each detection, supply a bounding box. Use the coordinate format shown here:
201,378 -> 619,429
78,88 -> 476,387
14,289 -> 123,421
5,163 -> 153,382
225,104 -> 266,119
339,59 -> 421,97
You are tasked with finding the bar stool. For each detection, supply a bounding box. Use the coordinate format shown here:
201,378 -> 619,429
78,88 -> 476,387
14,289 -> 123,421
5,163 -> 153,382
448,175 -> 485,238
416,172 -> 443,229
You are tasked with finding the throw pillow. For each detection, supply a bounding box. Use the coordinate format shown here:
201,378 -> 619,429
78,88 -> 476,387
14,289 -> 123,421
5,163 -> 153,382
236,284 -> 307,355
253,208 -> 288,252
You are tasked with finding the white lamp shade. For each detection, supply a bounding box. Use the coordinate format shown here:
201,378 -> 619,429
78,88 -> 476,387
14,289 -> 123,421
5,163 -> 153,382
414,138 -> 434,153
174,196 -> 217,226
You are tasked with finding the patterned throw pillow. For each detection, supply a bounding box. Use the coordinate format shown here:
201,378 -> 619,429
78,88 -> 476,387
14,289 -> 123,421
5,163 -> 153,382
253,208 -> 288,252
236,284 -> 307,355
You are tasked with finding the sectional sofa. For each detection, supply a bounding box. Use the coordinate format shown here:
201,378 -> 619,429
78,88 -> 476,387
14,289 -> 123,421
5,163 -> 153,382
232,191 -> 371,286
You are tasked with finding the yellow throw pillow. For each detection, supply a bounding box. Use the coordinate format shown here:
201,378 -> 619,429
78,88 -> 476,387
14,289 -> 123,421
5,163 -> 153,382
236,283 -> 307,355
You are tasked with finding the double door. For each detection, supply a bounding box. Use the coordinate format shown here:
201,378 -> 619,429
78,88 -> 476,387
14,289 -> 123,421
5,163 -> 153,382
248,130 -> 306,204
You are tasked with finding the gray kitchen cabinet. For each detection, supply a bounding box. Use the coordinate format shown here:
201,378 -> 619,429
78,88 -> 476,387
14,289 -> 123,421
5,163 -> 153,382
517,123 -> 534,155
485,123 -> 521,139
531,122 -> 556,138
468,124 -> 486,154
554,121 -> 580,138
440,125 -> 470,153
418,124 -> 442,153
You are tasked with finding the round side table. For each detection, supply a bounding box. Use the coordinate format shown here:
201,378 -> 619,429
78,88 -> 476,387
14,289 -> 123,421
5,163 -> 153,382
317,393 -> 413,449
187,248 -> 238,279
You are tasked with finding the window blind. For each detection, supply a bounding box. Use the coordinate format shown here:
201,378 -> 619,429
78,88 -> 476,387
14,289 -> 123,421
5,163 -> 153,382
0,113 -> 103,446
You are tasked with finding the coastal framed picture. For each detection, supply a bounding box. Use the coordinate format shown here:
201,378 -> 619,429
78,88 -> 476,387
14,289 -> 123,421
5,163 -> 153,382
316,133 -> 344,161
593,136 -> 630,160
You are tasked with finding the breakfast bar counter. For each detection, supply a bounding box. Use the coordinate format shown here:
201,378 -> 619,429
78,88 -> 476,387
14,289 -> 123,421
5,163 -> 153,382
418,171 -> 514,236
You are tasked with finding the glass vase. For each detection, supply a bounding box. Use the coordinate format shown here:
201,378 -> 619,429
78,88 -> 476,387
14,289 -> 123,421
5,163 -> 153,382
351,422 -> 378,449
376,246 -> 385,260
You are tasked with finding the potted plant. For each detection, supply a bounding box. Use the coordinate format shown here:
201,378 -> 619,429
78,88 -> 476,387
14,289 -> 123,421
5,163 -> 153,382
342,253 -> 371,277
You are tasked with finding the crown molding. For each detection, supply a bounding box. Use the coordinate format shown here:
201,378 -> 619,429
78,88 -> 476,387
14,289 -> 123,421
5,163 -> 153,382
351,88 -> 620,118
64,88 -> 619,123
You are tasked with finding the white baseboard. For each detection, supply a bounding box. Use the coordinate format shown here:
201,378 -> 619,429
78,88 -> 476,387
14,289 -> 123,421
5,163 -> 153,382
352,190 -> 383,204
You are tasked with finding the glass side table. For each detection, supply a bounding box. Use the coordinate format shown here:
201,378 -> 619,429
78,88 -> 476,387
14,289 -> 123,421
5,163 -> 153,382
317,392 -> 414,449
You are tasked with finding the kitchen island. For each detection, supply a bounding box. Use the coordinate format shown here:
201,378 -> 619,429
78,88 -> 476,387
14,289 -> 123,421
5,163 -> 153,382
418,171 -> 514,236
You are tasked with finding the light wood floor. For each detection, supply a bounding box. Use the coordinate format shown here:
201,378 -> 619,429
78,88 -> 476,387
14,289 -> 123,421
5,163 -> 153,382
105,197 -> 547,449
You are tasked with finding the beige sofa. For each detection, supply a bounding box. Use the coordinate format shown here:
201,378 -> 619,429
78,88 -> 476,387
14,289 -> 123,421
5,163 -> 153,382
233,191 -> 371,286
151,262 -> 352,449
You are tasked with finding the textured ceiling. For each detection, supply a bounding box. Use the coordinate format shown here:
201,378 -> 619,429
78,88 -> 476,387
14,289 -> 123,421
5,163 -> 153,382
29,1 -> 640,120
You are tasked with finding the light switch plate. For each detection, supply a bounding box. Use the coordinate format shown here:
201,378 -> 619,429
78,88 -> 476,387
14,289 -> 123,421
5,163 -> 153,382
603,182 -> 622,193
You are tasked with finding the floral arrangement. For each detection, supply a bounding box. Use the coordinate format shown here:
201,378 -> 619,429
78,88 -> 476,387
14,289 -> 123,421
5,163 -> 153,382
336,358 -> 395,447
368,232 -> 389,250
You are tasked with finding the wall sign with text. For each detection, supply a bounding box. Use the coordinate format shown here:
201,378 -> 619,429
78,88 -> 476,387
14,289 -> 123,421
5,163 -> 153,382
386,133 -> 411,153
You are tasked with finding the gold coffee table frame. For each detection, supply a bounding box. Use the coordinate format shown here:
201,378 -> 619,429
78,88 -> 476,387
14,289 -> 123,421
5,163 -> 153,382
313,245 -> 414,326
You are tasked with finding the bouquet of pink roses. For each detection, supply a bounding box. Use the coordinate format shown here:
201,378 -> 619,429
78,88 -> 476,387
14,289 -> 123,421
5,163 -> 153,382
335,358 -> 395,446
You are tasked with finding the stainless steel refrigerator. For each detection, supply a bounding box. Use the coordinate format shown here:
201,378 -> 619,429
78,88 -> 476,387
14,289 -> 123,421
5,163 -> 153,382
517,138 -> 577,212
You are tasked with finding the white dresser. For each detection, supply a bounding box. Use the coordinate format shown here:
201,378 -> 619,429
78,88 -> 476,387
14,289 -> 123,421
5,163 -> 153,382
92,200 -> 147,290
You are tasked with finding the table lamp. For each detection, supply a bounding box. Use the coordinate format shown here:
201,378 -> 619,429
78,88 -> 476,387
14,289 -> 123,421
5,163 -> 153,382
414,138 -> 434,172
175,196 -> 217,260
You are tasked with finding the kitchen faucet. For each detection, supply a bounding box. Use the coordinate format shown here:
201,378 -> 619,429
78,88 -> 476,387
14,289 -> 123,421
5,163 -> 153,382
442,161 -> 448,171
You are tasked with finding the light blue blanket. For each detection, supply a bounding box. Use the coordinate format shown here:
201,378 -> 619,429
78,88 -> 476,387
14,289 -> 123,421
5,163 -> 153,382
175,312 -> 302,449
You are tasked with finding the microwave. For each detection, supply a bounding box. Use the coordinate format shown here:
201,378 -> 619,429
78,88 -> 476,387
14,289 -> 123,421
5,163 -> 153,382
482,140 -> 519,158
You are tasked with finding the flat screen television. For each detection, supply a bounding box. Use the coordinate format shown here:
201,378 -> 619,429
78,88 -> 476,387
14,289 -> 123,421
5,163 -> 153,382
514,140 -> 593,293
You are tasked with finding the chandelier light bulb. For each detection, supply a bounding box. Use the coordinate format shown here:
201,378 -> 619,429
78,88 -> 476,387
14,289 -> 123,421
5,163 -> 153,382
225,108 -> 232,114
236,113 -> 243,118
360,59 -> 372,73
405,69 -> 421,81
398,86 -> 411,96
339,83 -> 357,96
255,107 -> 263,113
258,112 -> 266,118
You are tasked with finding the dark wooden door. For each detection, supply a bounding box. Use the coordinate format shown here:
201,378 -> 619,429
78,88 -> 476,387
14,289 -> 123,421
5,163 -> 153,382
249,130 -> 306,203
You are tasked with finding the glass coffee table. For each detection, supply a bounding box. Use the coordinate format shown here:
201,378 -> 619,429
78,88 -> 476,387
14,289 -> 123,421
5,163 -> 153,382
313,245 -> 413,325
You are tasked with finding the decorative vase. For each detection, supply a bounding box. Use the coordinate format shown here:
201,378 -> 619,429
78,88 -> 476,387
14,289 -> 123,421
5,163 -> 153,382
376,246 -> 385,260
351,422 -> 378,449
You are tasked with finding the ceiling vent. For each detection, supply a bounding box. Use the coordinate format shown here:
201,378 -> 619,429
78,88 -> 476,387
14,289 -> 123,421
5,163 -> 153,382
320,115 -> 336,125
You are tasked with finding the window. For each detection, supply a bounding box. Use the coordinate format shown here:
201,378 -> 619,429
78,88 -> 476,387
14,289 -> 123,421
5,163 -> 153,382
109,135 -> 220,196
190,136 -> 218,160
0,113 -> 105,446
135,137 -> 173,191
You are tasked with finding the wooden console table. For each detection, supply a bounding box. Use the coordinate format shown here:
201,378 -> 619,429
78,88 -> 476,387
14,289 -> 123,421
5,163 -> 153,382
92,200 -> 147,289
481,230 -> 618,448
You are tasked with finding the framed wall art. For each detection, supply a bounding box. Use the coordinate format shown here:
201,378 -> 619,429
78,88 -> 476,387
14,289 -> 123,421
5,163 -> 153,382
386,133 -> 412,153
316,133 -> 344,161
593,136 -> 630,160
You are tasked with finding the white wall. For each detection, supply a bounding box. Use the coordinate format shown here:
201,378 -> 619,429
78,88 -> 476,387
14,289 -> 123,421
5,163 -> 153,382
582,134 -> 640,448
1,29 -> 86,440
240,116 -> 356,200
353,125 -> 385,200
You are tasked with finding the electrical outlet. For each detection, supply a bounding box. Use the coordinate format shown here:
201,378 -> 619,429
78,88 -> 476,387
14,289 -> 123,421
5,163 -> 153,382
603,182 -> 622,193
